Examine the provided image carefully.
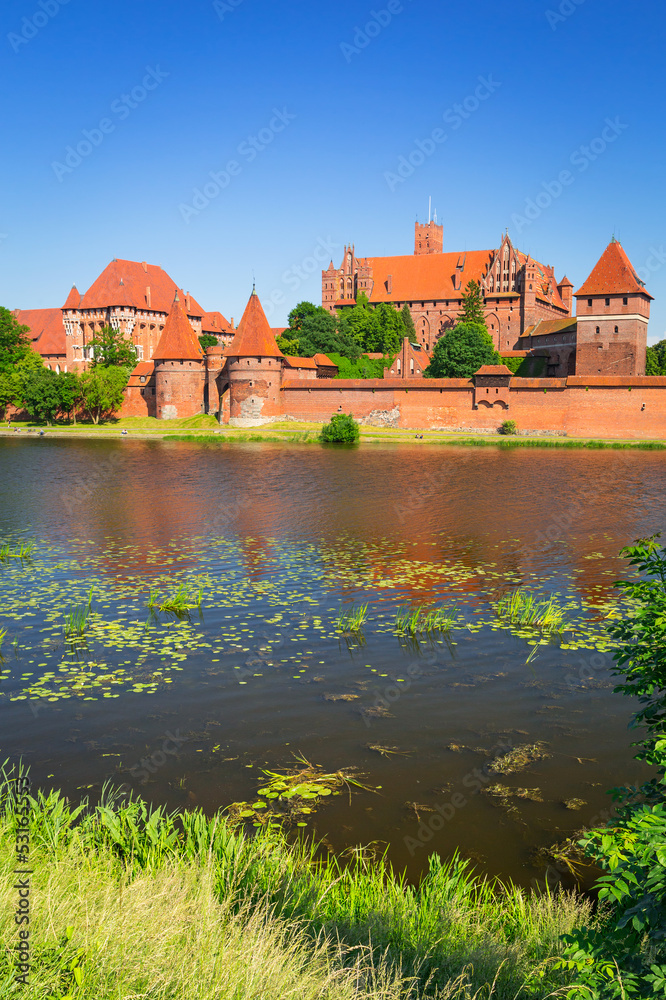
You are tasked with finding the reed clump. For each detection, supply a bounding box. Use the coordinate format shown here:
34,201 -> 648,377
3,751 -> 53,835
336,603 -> 369,632
0,540 -> 35,563
394,604 -> 459,635
494,590 -> 570,633
64,585 -> 95,638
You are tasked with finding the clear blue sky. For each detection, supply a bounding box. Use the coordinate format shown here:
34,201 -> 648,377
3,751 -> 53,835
1,0 -> 665,338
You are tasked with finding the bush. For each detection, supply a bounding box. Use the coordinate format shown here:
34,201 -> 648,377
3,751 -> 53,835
499,420 -> 517,435
320,413 -> 360,444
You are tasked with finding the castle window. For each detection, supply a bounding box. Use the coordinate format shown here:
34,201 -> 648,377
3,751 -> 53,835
596,326 -> 600,334
605,298 -> 610,306
615,326 -> 619,333
588,299 -> 593,307
623,297 -> 628,305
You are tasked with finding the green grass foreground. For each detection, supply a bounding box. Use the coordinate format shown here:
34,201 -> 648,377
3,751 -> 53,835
0,782 -> 592,999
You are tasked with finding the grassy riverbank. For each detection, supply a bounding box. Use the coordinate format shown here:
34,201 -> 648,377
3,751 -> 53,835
0,779 -> 590,999
1,414 -> 665,448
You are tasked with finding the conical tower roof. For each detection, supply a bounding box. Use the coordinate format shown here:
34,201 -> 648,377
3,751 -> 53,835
153,293 -> 203,361
62,285 -> 80,309
226,291 -> 284,358
576,240 -> 653,299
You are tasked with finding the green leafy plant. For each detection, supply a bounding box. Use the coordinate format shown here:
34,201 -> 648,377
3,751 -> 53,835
499,420 -> 518,436
0,540 -> 35,563
320,413 -> 360,444
557,536 -> 666,997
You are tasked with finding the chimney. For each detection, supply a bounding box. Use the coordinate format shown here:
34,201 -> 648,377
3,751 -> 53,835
146,286 -> 151,308
141,261 -> 148,273
387,274 -> 393,294
186,292 -> 191,312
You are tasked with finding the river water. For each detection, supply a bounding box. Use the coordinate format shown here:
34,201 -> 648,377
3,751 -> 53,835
1,437 -> 663,886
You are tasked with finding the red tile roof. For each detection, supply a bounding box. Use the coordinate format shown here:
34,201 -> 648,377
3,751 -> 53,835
202,310 -> 233,334
575,240 -> 653,298
16,308 -> 66,357
75,259 -> 207,315
62,285 -> 80,309
475,364 -> 514,376
313,353 -> 337,367
558,275 -> 574,287
126,361 -> 155,387
521,317 -> 577,339
364,251 -> 494,303
153,294 -> 204,361
226,292 -> 284,358
284,356 -> 318,369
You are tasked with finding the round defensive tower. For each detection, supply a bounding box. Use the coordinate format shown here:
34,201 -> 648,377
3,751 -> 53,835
153,292 -> 205,420
224,291 -> 285,427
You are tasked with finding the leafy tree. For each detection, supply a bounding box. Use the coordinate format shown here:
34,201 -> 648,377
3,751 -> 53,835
0,307 -> 32,373
88,326 -> 137,369
57,371 -> 81,423
401,303 -> 416,340
276,333 -> 301,356
424,322 -> 500,378
0,371 -> 22,419
460,280 -> 486,327
338,303 -> 381,349
198,334 -> 218,351
646,340 -> 666,375
1,350 -> 47,418
368,303 -> 404,355
287,301 -> 319,332
22,368 -> 63,425
327,353 -> 393,379
320,413 -> 360,444
79,367 -> 128,424
292,305 -> 362,362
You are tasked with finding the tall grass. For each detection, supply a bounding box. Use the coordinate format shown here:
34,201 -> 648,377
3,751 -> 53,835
395,605 -> 459,635
0,540 -> 35,563
64,585 -> 95,638
0,628 -> 5,650
336,603 -> 369,632
0,767 -> 592,999
494,590 -> 569,634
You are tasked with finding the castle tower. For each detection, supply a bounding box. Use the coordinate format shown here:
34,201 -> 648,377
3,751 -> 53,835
574,239 -> 652,376
153,292 -> 205,419
521,256 -> 538,332
226,290 -> 285,427
414,220 -> 443,255
557,275 -> 574,316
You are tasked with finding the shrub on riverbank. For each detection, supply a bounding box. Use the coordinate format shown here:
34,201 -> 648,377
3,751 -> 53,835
320,413 -> 360,443
0,775 -> 590,998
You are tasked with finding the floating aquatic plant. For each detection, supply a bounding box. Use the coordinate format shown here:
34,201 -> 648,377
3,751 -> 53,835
147,584 -> 204,614
489,743 -> 551,775
226,755 -> 370,828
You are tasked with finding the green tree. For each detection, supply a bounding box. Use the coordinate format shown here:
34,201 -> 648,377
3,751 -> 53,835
276,333 -> 301,356
401,303 -> 416,340
338,303 -> 381,349
79,367 -> 128,424
292,305 -> 362,362
22,368 -> 63,425
646,340 -> 666,375
198,334 -> 218,351
57,371 -> 81,423
88,326 -> 137,369
0,370 -> 22,419
0,307 -> 32,373
460,280 -> 486,327
368,303 -> 404,355
424,322 -> 500,378
287,301 -> 319,332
